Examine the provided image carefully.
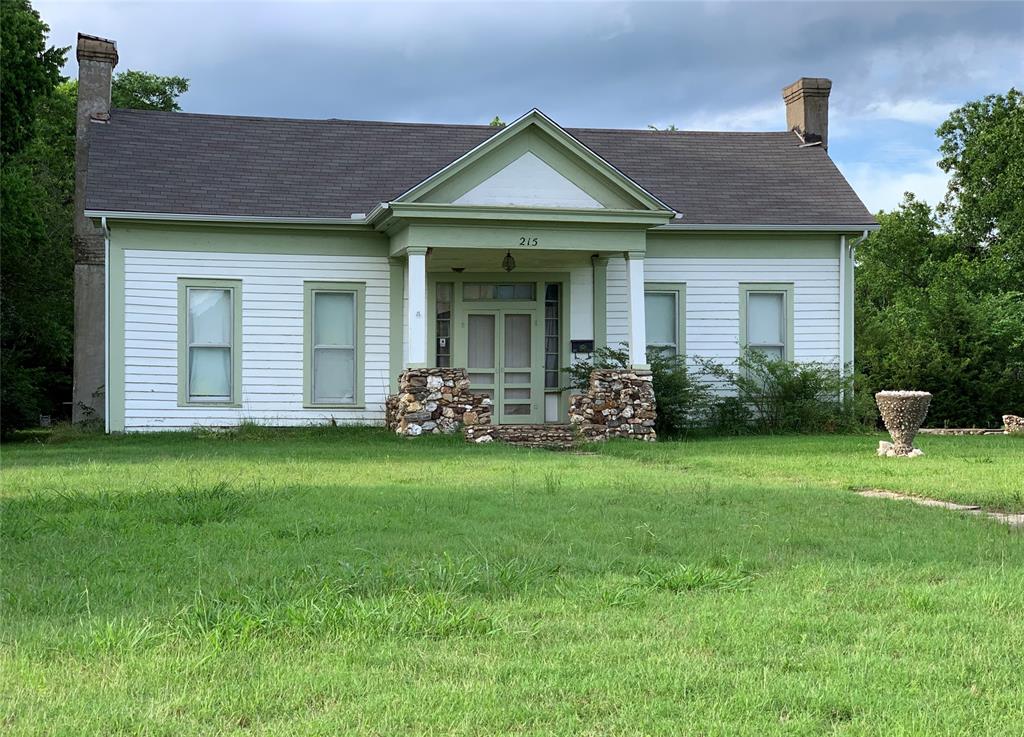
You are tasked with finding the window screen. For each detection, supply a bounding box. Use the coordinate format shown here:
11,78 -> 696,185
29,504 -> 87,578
645,291 -> 677,356
746,291 -> 786,360
312,291 -> 356,403
187,288 -> 233,401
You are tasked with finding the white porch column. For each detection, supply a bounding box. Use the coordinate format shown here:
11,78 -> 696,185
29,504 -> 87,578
625,250 -> 648,369
406,247 -> 428,367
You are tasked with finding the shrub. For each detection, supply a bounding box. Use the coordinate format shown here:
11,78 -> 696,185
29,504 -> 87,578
563,345 -> 714,438
696,351 -> 868,434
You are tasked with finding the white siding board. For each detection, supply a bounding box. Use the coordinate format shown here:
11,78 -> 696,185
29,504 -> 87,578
122,248 -> 390,430
606,256 -> 840,368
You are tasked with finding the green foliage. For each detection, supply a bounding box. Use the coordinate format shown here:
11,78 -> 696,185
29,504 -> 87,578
0,11 -> 189,434
697,351 -> 865,434
647,123 -> 678,131
857,89 -> 1024,427
563,345 -> 714,437
856,195 -> 1024,427
0,0 -> 67,158
488,115 -> 506,128
112,70 -> 189,110
937,88 -> 1023,280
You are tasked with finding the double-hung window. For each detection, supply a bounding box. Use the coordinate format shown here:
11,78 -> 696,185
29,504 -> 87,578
178,279 -> 242,405
740,283 -> 794,361
304,281 -> 365,406
644,283 -> 685,358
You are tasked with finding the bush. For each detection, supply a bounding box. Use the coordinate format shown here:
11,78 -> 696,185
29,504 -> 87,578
696,351 -> 869,434
563,345 -> 714,438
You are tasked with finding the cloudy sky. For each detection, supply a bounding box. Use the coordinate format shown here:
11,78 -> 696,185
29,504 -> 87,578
37,0 -> 1023,214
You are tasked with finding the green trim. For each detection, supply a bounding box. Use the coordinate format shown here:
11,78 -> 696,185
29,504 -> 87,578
738,282 -> 795,362
388,202 -> 671,227
177,278 -> 244,408
111,223 -> 388,257
393,110 -> 671,213
419,127 -> 639,209
646,232 -> 839,259
593,256 -> 608,350
302,281 -> 366,409
107,231 -> 126,433
391,222 -> 648,256
429,271 -> 569,424
389,259 -> 404,392
842,237 -> 855,375
644,282 -> 686,356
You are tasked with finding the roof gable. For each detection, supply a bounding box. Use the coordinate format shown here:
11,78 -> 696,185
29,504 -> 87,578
396,109 -> 674,213
453,152 -> 602,208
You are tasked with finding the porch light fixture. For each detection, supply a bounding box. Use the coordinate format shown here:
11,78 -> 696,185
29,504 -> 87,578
502,250 -> 516,272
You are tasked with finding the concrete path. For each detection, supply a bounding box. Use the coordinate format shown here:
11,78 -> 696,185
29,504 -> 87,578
856,488 -> 1024,527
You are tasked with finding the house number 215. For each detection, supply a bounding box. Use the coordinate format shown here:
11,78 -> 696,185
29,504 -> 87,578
518,236 -> 539,247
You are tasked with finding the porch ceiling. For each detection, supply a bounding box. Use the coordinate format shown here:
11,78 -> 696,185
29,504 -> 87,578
424,247 -> 597,272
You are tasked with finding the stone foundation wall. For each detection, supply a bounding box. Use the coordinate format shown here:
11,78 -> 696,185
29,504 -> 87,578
465,423 -> 576,448
569,369 -> 657,442
386,368 -> 492,436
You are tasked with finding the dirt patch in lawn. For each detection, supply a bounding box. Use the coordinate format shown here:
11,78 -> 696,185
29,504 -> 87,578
855,488 -> 1024,527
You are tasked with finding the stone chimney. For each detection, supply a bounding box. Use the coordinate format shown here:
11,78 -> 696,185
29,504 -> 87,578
782,77 -> 831,149
72,33 -> 117,424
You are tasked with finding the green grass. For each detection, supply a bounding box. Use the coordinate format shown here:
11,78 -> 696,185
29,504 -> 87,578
2,429 -> 1022,736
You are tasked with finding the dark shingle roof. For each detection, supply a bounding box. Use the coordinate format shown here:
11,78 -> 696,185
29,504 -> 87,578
85,109 -> 875,226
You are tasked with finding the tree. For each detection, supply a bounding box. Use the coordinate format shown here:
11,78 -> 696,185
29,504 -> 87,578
0,0 -> 66,158
0,1 -> 189,434
489,116 -> 506,128
937,89 -> 1024,284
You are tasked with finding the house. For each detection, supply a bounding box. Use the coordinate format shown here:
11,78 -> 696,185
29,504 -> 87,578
72,34 -> 877,434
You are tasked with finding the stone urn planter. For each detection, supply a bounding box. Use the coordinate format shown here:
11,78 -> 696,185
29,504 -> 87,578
875,391 -> 932,457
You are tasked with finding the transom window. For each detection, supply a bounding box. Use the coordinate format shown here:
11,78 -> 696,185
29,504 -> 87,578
741,283 -> 794,361
644,283 -> 685,358
178,279 -> 242,406
463,282 -> 536,301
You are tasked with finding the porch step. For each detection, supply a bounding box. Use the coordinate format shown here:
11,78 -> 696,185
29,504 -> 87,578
465,424 -> 577,449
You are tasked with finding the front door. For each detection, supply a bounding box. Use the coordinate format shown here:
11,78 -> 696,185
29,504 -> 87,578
466,310 -> 540,423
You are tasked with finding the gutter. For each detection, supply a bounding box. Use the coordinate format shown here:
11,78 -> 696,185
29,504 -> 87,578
656,223 -> 880,233
102,216 -> 110,434
84,210 -> 371,226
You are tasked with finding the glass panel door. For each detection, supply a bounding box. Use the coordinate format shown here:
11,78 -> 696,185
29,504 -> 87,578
501,313 -> 534,422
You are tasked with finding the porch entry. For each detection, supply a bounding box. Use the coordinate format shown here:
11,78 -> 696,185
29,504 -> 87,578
466,309 -> 541,424
429,274 -> 566,425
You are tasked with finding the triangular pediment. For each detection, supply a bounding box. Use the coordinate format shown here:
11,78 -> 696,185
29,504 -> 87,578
391,109 -> 674,214
454,151 -> 603,208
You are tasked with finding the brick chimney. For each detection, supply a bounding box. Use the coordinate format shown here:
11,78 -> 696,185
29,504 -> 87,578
782,77 -> 831,149
72,33 -> 118,424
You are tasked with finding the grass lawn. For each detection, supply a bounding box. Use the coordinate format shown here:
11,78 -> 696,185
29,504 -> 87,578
2,429 -> 1022,735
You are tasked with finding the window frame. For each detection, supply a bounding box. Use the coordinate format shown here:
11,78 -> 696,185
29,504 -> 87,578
303,280 -> 366,408
177,278 -> 243,407
739,282 -> 795,362
643,282 -> 686,358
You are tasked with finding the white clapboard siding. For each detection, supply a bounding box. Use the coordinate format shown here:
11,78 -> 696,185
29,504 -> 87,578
123,249 -> 390,431
606,257 -> 840,371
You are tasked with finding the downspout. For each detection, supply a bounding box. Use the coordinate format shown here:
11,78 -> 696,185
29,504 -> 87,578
839,235 -> 847,374
840,229 -> 870,383
102,216 -> 110,434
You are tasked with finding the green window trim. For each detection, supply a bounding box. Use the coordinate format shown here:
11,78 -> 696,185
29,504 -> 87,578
739,282 -> 795,361
177,278 -> 244,408
303,281 -> 366,408
644,282 -> 686,356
